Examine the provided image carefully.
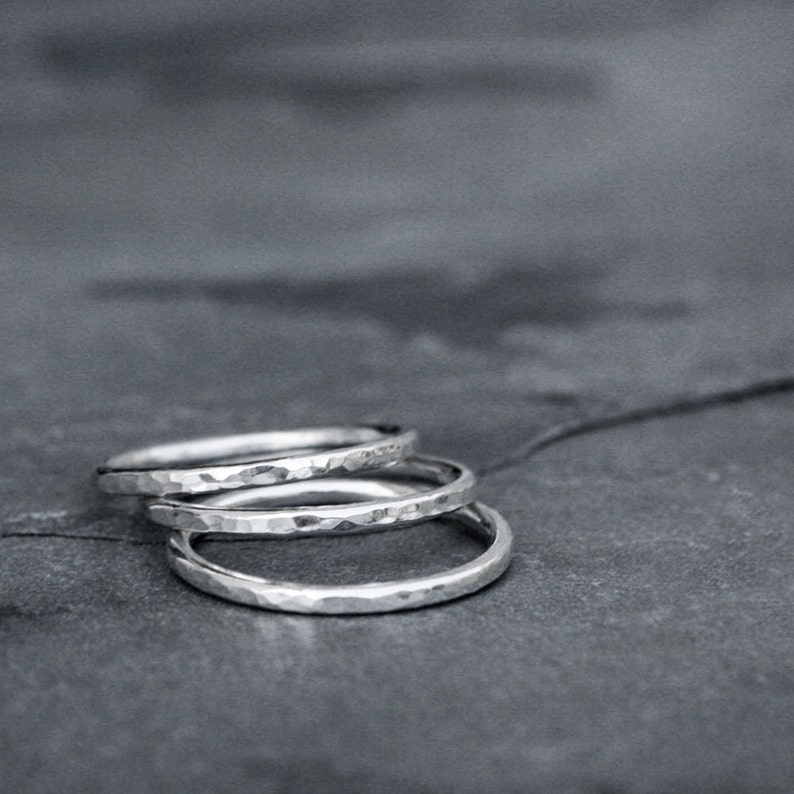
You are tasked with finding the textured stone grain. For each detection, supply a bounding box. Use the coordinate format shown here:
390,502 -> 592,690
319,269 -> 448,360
3,3 -> 794,792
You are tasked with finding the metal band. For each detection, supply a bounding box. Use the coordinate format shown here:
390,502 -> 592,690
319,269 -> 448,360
145,457 -> 475,537
96,425 -> 416,496
166,501 -> 512,614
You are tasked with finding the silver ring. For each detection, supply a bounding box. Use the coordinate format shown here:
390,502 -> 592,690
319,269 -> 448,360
145,457 -> 475,537
166,501 -> 512,614
97,425 -> 416,496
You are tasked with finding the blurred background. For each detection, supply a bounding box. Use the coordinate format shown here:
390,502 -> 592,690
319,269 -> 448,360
4,0 -> 794,460
3,1 -> 793,449
3,3 -> 794,792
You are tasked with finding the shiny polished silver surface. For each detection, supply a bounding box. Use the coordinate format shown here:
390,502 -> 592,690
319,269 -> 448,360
146,456 -> 475,536
97,425 -> 416,496
166,501 -> 512,614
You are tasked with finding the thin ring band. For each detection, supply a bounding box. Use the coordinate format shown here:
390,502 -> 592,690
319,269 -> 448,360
97,425 -> 416,496
166,501 -> 512,614
145,457 -> 475,537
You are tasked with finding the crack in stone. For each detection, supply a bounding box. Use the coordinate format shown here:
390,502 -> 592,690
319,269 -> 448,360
477,375 -> 794,477
3,375 -> 794,543
0,530 -> 161,545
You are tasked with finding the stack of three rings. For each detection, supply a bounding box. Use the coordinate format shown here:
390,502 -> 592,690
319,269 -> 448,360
97,425 -> 512,614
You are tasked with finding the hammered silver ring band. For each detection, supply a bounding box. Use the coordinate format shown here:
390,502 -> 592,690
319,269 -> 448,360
96,424 -> 513,613
145,456 -> 475,537
97,425 -> 416,496
166,501 -> 512,615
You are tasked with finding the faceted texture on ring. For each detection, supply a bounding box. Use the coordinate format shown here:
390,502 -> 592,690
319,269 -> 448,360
96,427 -> 416,496
145,457 -> 475,537
166,502 -> 513,614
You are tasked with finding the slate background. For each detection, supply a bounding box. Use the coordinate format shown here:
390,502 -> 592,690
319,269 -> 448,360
2,2 -> 794,792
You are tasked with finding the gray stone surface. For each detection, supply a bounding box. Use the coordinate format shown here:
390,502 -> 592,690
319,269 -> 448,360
2,2 -> 794,791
